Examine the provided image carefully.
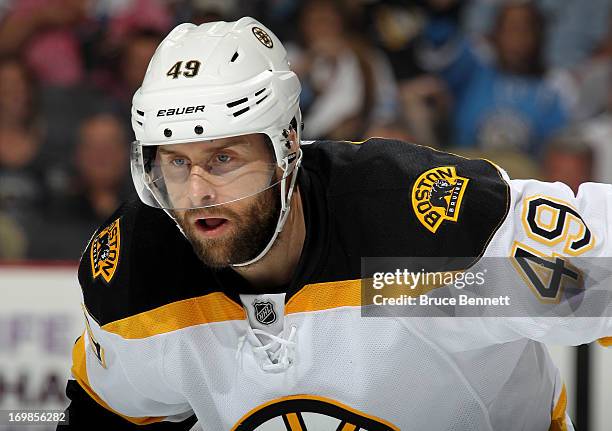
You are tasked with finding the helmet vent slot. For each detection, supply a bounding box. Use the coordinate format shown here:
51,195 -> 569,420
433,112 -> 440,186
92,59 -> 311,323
227,97 -> 248,108
255,95 -> 269,104
232,106 -> 250,117
255,88 -> 266,96
230,51 -> 239,62
136,110 -> 145,116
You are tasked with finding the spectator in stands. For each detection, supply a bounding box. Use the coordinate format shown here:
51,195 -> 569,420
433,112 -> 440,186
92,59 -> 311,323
0,55 -> 86,200
398,73 -> 451,148
93,28 -> 164,130
62,112 -> 130,224
119,30 -> 164,107
88,1 -> 169,129
0,0 -> 89,86
27,113 -> 131,260
542,131 -> 594,195
419,0 -> 568,157
570,12 -> 612,122
103,0 -> 172,46
0,3 -> 109,182
0,127 -> 47,217
0,56 -> 37,129
571,76 -> 612,184
289,0 -> 398,141
363,1 -> 427,82
0,56 -> 47,219
463,0 -> 612,70
354,1 -> 451,148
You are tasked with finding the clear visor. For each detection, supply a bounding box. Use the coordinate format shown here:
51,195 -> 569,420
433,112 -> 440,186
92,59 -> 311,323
131,134 -> 286,210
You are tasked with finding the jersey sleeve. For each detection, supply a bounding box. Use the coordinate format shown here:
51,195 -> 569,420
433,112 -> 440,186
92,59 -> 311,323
58,306 -> 196,429
59,372 -> 197,431
58,200 -> 201,429
322,139 -> 612,346
479,169 -> 612,345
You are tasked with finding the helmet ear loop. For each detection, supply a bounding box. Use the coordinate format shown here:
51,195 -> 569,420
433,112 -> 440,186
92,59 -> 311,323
276,121 -> 301,222
278,149 -> 302,232
286,120 -> 301,152
279,118 -> 302,228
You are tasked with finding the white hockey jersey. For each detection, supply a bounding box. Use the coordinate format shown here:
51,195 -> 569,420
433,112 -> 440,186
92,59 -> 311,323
61,139 -> 612,431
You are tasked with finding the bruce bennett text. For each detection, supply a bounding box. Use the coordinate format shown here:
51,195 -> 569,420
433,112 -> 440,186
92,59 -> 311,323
372,294 -> 511,306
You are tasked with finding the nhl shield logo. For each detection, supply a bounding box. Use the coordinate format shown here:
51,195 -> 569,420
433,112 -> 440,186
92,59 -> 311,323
90,218 -> 121,283
253,301 -> 276,325
412,166 -> 469,234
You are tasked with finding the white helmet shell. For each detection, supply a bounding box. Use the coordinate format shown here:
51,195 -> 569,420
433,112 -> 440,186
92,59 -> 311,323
131,17 -> 301,164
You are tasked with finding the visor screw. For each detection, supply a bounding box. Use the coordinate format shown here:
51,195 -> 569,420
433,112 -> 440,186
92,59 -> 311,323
164,128 -> 172,138
282,129 -> 289,138
194,125 -> 203,135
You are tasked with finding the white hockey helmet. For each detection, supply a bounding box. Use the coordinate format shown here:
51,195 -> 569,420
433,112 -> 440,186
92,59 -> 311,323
130,17 -> 303,266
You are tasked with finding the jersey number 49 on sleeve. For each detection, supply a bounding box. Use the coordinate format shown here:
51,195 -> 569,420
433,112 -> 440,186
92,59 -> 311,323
512,195 -> 594,303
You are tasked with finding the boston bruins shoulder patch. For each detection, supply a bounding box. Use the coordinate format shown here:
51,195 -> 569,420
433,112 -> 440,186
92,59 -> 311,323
412,166 -> 469,233
90,218 -> 121,283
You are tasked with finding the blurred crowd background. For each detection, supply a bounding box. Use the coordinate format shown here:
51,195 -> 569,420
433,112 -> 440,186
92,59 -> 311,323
1,0 -> 612,261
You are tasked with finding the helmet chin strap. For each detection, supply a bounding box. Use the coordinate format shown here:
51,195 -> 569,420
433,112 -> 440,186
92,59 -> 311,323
231,149 -> 303,267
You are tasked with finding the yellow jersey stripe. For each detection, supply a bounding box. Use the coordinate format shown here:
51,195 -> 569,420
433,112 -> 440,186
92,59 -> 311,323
71,334 -> 166,425
549,384 -> 568,431
98,279 -> 447,339
101,291 -> 246,339
598,336 -> 612,347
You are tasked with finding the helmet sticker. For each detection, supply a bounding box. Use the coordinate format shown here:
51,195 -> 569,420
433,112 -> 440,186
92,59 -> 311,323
166,60 -> 201,79
252,26 -> 273,48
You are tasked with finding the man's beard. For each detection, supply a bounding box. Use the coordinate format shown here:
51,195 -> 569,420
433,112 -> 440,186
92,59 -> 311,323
175,185 -> 281,268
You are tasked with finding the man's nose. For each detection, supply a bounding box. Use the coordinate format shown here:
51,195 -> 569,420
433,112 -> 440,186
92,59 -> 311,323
187,167 -> 217,206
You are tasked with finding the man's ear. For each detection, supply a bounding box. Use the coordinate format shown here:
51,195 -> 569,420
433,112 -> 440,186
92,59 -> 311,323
288,128 -> 300,151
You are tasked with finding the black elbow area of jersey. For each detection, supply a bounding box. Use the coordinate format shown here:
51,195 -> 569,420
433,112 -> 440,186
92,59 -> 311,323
57,380 -> 197,430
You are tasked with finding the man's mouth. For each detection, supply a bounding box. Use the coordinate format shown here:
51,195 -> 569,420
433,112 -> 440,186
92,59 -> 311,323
194,217 -> 230,236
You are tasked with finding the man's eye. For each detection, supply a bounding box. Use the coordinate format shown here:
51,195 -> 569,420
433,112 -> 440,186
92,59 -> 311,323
216,154 -> 231,163
170,158 -> 188,167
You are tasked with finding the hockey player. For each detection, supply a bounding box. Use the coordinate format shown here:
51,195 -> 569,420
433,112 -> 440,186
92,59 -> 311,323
59,18 -> 612,430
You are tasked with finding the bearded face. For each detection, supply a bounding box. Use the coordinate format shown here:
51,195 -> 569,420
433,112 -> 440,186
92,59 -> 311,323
153,133 -> 283,267
173,183 -> 281,268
